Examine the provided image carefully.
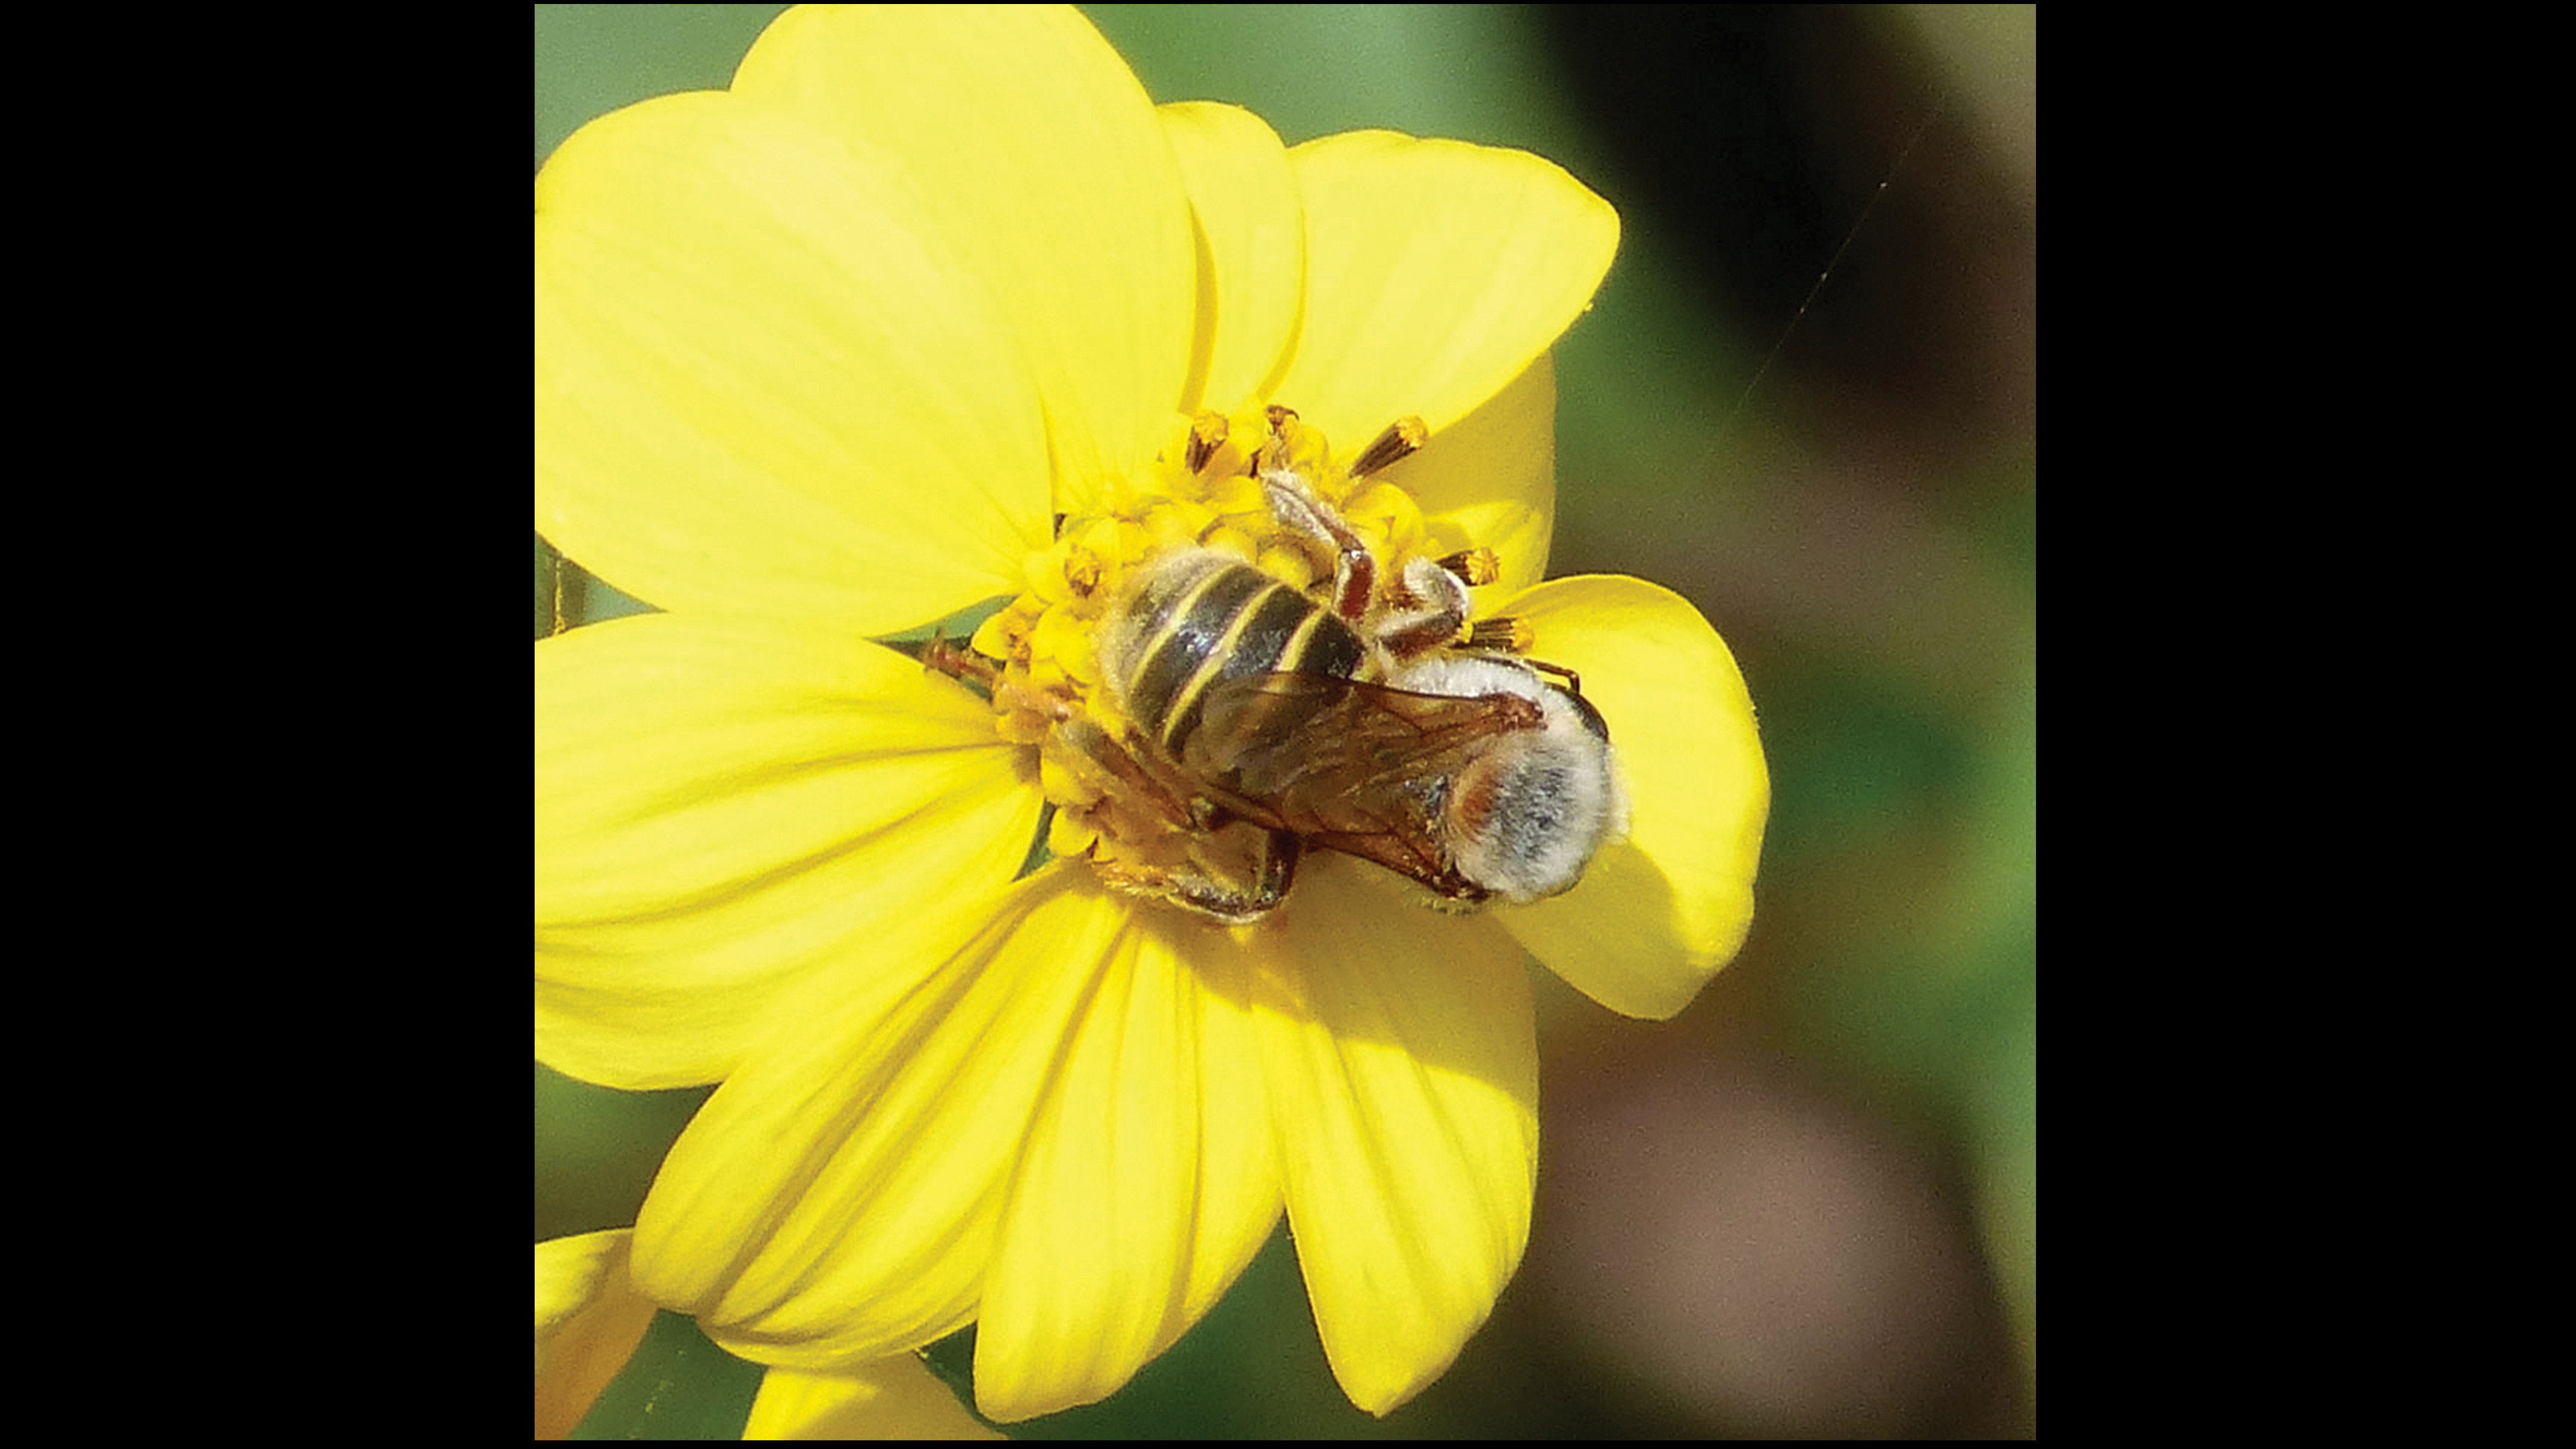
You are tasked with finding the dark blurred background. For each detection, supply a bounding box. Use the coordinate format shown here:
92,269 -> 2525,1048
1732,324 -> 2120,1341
537,5 -> 2035,1436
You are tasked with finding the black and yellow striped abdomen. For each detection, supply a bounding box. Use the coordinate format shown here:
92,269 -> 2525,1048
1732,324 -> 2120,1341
1099,550 -> 1365,759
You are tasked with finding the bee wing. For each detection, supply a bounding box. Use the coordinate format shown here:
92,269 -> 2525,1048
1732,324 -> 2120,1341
1183,672 -> 1542,896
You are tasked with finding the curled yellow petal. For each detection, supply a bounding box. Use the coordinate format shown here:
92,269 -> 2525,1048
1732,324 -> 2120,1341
533,1232 -> 997,1440
535,1230 -> 658,1440
1492,576 -> 1770,1018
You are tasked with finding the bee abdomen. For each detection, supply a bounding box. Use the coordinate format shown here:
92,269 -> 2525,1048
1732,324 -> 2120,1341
1103,551 -> 1364,757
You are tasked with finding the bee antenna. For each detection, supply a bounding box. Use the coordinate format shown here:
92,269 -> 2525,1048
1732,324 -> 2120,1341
1521,657 -> 1583,696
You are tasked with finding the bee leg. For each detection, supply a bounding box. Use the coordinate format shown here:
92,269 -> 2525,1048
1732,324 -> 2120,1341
1258,464 -> 1376,623
1173,821 -> 1301,923
1454,615 -> 1587,696
920,631 -> 1001,688
1083,786 -> 1301,924
1055,718 -> 1198,831
1375,555 -> 1476,662
1517,654 -> 1585,697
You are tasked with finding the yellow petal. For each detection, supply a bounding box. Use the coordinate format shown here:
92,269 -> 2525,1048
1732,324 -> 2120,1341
535,1230 -> 996,1440
1390,354 -> 1558,597
535,615 -> 1039,1088
743,1361 -> 1000,1441
1159,101 -> 1305,413
633,871 -> 1138,1368
1256,857 -> 1539,1415
1491,577 -> 1769,1018
537,91 -> 1050,634
974,920 -> 1282,1420
733,5 -> 1194,504
1273,131 -> 1617,448
535,1230 -> 657,1440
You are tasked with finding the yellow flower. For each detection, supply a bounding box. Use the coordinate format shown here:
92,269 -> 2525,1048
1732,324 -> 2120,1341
535,4 -> 1766,1422
536,1230 -> 998,1440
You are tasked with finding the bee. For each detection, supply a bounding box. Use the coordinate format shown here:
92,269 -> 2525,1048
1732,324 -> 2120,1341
1049,413 -> 1629,924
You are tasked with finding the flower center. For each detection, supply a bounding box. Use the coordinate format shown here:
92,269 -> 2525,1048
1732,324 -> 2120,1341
948,402 -> 1462,873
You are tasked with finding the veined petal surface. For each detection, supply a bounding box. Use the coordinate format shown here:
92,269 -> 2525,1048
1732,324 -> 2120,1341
633,871 -> 1138,1368
1493,576 -> 1769,1018
1275,132 -> 1618,449
1256,858 -> 1540,1415
536,91 -> 1050,635
535,614 -> 1038,1088
733,5 -> 1195,502
1158,101 -> 1305,415
533,1232 -> 996,1440
973,920 -> 1281,1421
743,1360 -> 1001,1441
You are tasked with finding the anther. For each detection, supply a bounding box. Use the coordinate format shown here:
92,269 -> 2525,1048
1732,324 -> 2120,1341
1465,616 -> 1536,655
1437,547 -> 1500,586
1349,415 -> 1428,479
1185,411 -> 1228,475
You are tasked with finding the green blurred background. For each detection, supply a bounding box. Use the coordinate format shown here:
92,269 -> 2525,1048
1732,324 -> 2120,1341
537,5 -> 2034,1437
